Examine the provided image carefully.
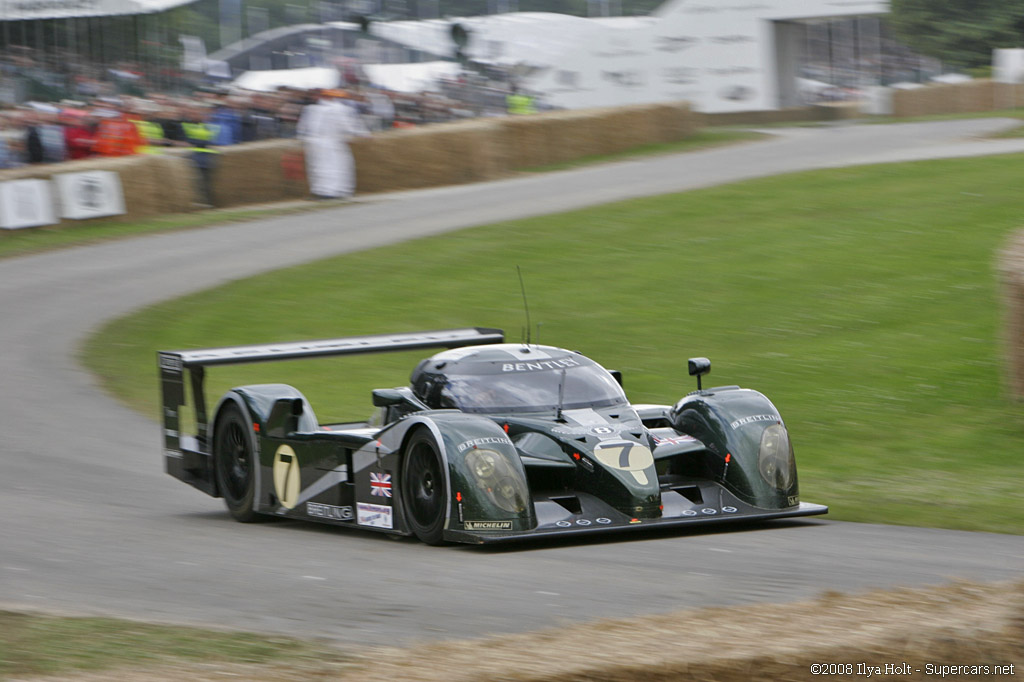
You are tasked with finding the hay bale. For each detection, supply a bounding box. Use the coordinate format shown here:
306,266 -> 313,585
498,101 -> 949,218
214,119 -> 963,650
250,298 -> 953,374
495,114 -> 554,169
352,119 -> 502,193
892,80 -> 999,118
959,79 -> 995,112
998,229 -> 1024,400
536,111 -> 599,165
213,139 -> 307,208
648,101 -> 696,143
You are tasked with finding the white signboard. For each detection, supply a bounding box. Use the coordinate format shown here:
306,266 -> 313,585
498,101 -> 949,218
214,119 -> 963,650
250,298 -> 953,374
56,170 -> 126,220
0,179 -> 57,230
994,48 -> 1024,84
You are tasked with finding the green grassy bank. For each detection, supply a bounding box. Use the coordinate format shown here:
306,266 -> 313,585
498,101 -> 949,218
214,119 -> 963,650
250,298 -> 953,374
84,154 -> 1024,534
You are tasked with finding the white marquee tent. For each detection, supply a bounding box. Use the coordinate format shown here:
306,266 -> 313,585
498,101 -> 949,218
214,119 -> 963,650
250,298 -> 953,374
0,0 -> 197,21
350,0 -> 890,112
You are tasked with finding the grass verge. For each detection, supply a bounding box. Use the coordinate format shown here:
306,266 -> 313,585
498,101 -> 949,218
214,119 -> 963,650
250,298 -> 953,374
0,610 -> 350,680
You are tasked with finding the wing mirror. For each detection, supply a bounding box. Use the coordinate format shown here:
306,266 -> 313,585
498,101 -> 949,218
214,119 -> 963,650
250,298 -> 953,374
688,357 -> 711,391
372,388 -> 406,407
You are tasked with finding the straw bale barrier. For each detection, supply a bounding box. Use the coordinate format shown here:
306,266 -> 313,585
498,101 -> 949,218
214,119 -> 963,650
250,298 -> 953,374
350,118 -> 502,194
493,102 -> 698,167
212,139 -> 309,208
212,101 -> 699,202
0,153 -> 194,226
891,79 -> 999,118
999,228 -> 1024,399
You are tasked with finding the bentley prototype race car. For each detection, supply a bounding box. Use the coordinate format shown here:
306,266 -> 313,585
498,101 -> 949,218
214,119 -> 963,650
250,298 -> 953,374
159,328 -> 827,544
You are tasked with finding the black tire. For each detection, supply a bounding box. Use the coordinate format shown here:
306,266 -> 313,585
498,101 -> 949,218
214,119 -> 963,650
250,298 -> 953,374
213,403 -> 259,522
401,429 -> 448,545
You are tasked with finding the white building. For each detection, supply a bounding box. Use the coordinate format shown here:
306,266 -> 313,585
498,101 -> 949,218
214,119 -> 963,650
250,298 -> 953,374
366,0 -> 889,112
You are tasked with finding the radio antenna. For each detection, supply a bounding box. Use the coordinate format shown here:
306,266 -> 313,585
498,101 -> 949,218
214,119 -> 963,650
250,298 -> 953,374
517,265 -> 531,347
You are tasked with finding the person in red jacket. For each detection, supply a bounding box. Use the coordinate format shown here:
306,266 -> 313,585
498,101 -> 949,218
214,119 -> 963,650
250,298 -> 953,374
93,107 -> 142,157
62,110 -> 97,160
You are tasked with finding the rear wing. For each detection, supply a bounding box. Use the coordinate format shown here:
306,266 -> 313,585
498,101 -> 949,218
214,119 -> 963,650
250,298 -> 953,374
158,327 -> 504,495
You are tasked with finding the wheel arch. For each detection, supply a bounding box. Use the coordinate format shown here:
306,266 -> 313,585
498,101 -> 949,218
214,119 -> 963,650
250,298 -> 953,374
397,412 -> 535,536
210,390 -> 259,504
395,416 -> 455,534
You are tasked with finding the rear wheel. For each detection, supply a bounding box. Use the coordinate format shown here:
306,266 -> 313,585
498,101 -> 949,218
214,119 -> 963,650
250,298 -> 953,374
214,403 -> 259,522
402,429 -> 447,545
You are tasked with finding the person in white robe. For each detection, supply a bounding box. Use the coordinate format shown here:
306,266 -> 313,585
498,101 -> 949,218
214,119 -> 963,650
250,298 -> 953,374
297,90 -> 370,200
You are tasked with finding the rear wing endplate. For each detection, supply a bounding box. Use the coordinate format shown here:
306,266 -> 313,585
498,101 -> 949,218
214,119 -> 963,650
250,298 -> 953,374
158,328 -> 504,494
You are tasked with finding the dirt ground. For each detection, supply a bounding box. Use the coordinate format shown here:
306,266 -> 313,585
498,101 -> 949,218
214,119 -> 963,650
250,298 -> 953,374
16,579 -> 1023,682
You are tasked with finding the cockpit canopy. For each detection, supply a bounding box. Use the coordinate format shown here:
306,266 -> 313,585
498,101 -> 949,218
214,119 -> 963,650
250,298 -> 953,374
410,344 -> 627,414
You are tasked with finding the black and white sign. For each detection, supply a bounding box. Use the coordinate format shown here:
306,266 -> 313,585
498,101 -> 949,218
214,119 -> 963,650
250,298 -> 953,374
56,171 -> 125,220
0,179 -> 57,230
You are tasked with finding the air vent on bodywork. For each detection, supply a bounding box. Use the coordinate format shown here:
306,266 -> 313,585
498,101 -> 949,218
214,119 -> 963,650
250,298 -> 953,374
551,495 -> 582,514
671,486 -> 703,505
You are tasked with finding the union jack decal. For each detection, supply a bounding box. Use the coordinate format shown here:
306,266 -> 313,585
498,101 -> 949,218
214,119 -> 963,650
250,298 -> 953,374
370,471 -> 392,498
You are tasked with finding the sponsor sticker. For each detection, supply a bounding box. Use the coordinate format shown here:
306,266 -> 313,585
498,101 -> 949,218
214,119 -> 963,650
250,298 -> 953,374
501,357 -> 580,373
464,520 -> 513,531
357,502 -> 393,529
306,502 -> 354,521
701,508 -> 718,515
457,436 -> 512,453
552,423 -> 623,437
682,509 -> 698,516
787,495 -> 800,506
722,506 -> 738,514
555,520 -> 572,528
159,354 -> 183,373
729,414 -> 779,429
575,519 -> 591,526
596,517 -> 611,524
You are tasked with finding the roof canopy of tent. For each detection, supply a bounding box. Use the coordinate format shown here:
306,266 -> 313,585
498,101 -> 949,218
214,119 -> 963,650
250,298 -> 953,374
0,0 -> 198,22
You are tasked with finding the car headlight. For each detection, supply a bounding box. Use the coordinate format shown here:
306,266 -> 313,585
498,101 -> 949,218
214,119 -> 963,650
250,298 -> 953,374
470,450 -> 496,478
465,449 -> 527,514
758,424 -> 796,490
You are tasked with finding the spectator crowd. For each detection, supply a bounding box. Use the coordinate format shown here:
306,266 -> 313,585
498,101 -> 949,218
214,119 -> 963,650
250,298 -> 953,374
0,46 -> 536,170
1,88 -> 372,168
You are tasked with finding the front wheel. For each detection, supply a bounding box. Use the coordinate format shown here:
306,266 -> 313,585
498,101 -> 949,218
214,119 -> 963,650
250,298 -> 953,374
401,429 -> 447,545
213,403 -> 259,522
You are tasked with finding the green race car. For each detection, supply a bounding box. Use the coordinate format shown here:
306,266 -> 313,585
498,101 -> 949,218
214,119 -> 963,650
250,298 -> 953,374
159,328 -> 826,544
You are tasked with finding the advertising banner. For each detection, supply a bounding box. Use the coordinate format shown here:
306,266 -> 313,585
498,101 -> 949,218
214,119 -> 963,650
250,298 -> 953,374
0,179 -> 57,230
55,170 -> 126,220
